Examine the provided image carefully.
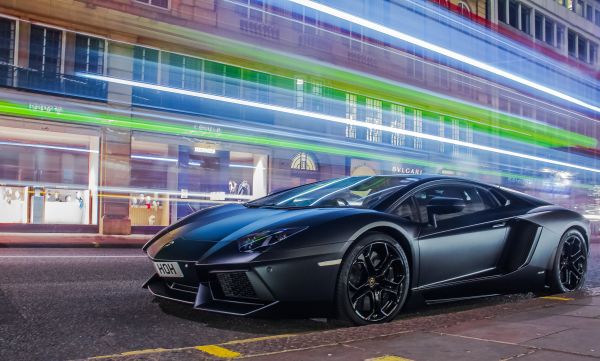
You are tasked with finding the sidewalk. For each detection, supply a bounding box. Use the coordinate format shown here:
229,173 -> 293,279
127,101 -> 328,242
0,233 -> 150,248
246,292 -> 600,361
87,288 -> 600,361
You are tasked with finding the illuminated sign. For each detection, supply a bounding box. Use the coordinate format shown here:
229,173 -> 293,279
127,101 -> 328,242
392,166 -> 423,175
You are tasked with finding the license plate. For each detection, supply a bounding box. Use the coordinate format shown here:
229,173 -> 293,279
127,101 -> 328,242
154,262 -> 184,278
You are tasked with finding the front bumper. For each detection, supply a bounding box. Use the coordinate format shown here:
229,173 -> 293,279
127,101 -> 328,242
143,249 -> 342,316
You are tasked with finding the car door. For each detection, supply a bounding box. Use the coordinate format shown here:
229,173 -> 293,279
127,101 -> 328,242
411,182 -> 510,288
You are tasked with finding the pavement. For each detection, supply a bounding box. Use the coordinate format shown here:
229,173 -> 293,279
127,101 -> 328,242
0,245 -> 599,361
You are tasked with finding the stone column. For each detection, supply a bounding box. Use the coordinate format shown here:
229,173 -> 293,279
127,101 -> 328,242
99,128 -> 132,235
99,41 -> 135,234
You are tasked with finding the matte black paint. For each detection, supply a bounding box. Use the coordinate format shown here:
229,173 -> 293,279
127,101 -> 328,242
142,176 -> 589,317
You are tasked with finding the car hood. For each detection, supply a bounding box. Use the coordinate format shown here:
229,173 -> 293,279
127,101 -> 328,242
145,203 -> 357,262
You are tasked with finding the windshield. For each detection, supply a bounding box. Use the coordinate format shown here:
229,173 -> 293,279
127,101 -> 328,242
246,176 -> 418,209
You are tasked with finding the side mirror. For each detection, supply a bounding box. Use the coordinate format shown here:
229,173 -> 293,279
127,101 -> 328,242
426,196 -> 465,227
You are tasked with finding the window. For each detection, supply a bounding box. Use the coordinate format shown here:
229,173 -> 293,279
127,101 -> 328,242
544,18 -> 554,46
412,184 -> 495,225
595,9 -> 600,26
133,46 -> 159,83
167,53 -> 201,90
520,5 -> 531,34
534,12 -> 544,41
413,110 -> 423,149
74,35 -> 104,74
556,24 -> 565,49
366,98 -> 382,143
498,0 -> 507,23
457,1 -> 471,16
568,30 -> 577,57
29,25 -> 62,73
508,0 -> 519,28
590,42 -> 598,64
0,18 -> 14,65
576,0 -> 585,16
135,0 -> 169,9
0,18 -> 14,86
235,0 -> 267,22
394,198 -> 419,223
345,93 -> 357,139
578,36 -> 587,61
390,104 -> 406,147
586,4 -> 593,21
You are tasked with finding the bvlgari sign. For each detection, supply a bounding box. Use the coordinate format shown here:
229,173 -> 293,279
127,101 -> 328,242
392,166 -> 423,175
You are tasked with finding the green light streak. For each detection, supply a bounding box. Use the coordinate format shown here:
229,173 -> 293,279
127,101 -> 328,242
167,25 -> 595,148
0,99 -> 538,181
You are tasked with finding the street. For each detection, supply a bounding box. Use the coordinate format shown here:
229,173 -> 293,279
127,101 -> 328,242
0,244 -> 598,361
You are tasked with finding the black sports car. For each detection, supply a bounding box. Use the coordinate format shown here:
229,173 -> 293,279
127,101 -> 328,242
143,175 -> 589,324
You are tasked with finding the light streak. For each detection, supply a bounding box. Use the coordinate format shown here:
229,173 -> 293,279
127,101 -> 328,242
131,155 -> 178,163
0,141 -> 98,153
288,0 -> 600,114
81,74 -> 600,173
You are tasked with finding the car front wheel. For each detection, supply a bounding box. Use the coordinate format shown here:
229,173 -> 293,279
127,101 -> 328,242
335,232 -> 410,325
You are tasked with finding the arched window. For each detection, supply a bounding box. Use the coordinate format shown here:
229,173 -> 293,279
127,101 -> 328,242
457,1 -> 472,16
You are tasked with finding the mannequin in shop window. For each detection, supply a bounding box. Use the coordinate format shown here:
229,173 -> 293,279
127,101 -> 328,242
237,180 -> 251,195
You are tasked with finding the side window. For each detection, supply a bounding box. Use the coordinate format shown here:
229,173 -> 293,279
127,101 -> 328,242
413,184 -> 495,225
393,198 -> 419,222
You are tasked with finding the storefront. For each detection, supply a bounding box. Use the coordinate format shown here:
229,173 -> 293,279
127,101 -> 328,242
0,118 -> 99,230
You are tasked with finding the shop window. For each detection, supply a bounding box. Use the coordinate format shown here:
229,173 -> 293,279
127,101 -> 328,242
29,25 -> 62,74
0,125 -> 98,225
74,34 -> 105,75
135,0 -> 169,9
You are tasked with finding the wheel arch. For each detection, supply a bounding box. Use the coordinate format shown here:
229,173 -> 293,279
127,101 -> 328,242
347,222 -> 418,287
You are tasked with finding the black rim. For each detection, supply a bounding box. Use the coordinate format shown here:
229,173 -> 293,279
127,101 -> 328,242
559,234 -> 586,291
347,241 -> 407,322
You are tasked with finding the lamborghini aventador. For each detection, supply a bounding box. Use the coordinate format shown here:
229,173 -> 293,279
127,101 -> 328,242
143,175 -> 589,325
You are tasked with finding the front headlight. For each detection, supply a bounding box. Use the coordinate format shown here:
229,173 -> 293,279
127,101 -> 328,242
237,227 -> 308,253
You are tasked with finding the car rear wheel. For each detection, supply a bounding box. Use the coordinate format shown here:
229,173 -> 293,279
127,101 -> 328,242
549,229 -> 587,293
335,232 -> 410,325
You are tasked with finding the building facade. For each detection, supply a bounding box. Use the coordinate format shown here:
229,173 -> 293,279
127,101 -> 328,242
0,0 -> 598,235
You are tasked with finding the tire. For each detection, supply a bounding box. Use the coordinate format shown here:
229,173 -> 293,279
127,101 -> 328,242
335,232 -> 410,325
548,228 -> 587,294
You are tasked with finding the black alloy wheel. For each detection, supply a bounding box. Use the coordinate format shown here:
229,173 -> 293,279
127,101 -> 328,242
549,229 -> 587,293
336,233 -> 410,325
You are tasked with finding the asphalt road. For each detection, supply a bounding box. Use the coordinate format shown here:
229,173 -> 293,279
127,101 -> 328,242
0,245 -> 598,361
